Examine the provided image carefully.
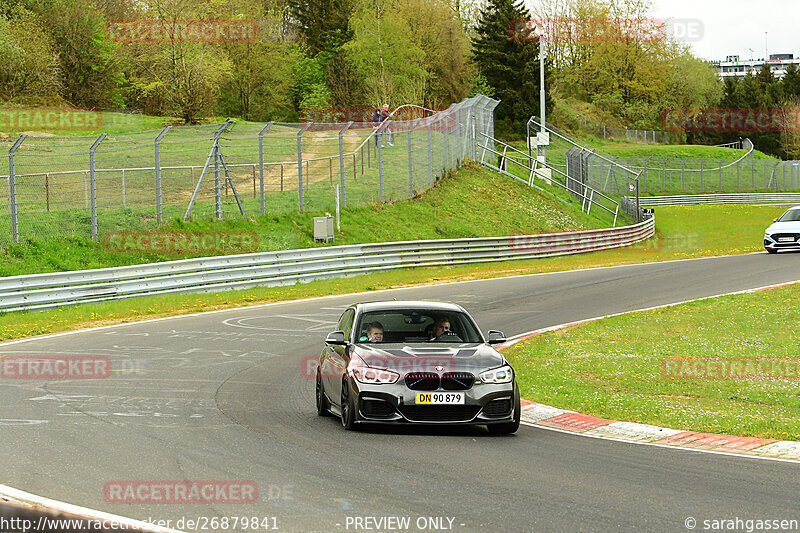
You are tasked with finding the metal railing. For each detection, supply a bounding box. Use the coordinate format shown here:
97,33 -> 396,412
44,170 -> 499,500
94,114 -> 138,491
477,132 -> 624,226
630,193 -> 800,206
0,219 -> 655,312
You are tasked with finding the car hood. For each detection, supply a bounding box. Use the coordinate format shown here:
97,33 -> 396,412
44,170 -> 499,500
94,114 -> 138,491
352,343 -> 506,374
766,221 -> 800,234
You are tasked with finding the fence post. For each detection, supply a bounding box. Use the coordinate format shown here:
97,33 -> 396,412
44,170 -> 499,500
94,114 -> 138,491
408,122 -> 414,198
681,159 -> 685,191
700,158 -> 705,192
297,123 -> 311,210
8,135 -> 26,244
258,122 -> 274,216
154,126 -> 171,225
121,169 -> 126,208
427,124 -> 433,187
89,134 -> 107,240
339,121 -> 352,207
443,123 -> 449,172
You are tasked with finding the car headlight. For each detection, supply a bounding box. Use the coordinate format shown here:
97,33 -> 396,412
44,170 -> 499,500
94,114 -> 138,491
349,364 -> 399,384
480,365 -> 514,383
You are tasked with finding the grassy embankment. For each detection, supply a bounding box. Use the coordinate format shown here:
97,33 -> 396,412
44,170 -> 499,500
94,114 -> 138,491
506,280 -> 800,440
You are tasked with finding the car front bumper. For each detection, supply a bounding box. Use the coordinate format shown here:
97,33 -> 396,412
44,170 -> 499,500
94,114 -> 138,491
765,234 -> 800,251
350,380 -> 518,425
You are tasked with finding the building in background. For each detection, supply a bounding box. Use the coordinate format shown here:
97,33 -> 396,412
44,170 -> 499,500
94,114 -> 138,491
711,53 -> 800,80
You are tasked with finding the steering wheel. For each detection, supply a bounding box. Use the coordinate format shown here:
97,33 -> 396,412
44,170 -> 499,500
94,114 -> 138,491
433,330 -> 462,342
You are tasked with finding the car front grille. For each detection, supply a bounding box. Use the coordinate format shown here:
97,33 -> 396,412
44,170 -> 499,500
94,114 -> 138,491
360,398 -> 396,418
441,372 -> 475,390
483,398 -> 513,417
404,372 -> 440,391
398,405 -> 480,422
771,233 -> 800,243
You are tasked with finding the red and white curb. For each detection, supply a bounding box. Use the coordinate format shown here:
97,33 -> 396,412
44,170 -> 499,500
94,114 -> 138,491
518,399 -> 800,461
511,278 -> 800,462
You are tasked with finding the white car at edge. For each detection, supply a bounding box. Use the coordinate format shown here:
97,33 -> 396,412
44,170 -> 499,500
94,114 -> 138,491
764,206 -> 800,254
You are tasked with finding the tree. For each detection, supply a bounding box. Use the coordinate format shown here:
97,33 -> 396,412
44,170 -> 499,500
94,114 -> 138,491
27,0 -> 125,108
783,64 -> 800,100
472,0 -> 552,136
287,0 -> 354,55
395,0 -> 473,108
0,8 -> 62,103
344,0 -> 426,106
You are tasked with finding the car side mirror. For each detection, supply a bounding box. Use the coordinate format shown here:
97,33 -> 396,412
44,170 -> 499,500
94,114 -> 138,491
325,331 -> 347,346
774,218 -> 779,222
486,330 -> 506,345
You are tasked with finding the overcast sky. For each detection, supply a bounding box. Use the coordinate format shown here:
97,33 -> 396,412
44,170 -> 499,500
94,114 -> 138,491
523,1 -> 799,61
651,0 -> 800,61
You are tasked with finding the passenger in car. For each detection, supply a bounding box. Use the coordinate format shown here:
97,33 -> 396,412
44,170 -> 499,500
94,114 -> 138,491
366,322 -> 384,342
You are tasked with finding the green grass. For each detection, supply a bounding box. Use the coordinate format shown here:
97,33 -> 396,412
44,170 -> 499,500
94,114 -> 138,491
505,282 -> 800,440
0,162 -> 609,276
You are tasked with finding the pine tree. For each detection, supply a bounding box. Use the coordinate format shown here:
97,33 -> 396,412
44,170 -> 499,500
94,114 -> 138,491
782,64 -> 800,99
471,0 -> 551,137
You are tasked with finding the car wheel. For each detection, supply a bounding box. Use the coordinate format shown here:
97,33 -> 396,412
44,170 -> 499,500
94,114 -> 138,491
316,370 -> 330,417
766,247 -> 778,254
340,378 -> 357,431
487,386 -> 521,435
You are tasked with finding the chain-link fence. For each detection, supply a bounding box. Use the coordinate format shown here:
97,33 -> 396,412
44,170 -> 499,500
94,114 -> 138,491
565,148 -> 800,196
0,95 -> 499,245
570,114 -> 677,144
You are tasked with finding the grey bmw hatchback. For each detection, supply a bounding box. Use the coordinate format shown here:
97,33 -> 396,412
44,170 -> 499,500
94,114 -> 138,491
316,301 -> 520,434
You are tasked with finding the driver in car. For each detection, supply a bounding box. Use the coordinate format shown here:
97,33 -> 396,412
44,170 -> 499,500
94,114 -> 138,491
430,317 -> 450,339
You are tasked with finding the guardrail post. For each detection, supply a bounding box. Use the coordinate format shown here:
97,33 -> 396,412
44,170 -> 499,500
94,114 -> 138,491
154,126 -> 171,225
89,134 -> 107,240
8,135 -> 26,244
297,123 -> 311,210
339,121 -> 352,207
259,122 -> 274,216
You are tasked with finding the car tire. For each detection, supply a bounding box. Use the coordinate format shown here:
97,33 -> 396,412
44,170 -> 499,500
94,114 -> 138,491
340,378 -> 357,431
316,370 -> 330,417
487,386 -> 521,435
766,247 -> 778,254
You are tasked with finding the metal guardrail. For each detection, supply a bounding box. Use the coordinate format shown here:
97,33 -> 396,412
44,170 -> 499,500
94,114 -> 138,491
632,193 -> 800,206
0,219 -> 655,312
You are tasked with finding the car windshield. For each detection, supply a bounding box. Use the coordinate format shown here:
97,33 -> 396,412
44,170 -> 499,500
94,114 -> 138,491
778,209 -> 800,222
355,309 -> 483,344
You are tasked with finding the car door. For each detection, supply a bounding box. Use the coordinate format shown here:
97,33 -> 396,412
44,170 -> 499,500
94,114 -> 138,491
323,308 -> 354,407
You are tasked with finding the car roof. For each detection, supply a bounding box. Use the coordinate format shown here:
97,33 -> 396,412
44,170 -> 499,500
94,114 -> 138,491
353,301 -> 467,313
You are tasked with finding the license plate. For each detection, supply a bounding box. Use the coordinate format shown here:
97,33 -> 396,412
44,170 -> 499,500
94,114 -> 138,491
415,392 -> 465,405
779,237 -> 795,242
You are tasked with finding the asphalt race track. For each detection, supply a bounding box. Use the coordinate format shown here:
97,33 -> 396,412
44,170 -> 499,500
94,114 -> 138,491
2,253 -> 800,532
